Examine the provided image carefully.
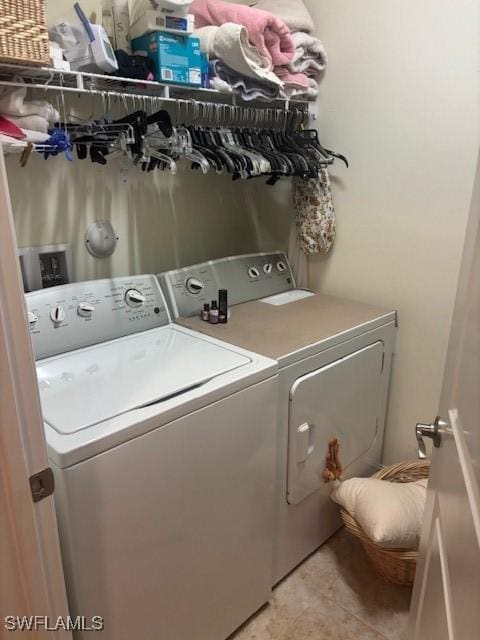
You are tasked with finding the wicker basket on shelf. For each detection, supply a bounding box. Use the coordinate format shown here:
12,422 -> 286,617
0,0 -> 49,66
340,459 -> 430,587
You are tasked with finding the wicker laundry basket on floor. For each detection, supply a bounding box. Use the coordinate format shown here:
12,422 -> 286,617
340,459 -> 430,587
0,0 -> 49,66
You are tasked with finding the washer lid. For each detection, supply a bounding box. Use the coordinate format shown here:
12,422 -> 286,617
36,326 -> 251,434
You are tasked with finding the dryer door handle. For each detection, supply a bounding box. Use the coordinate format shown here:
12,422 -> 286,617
296,422 -> 315,463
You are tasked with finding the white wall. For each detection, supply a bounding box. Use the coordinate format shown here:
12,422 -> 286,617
8,0 -> 290,282
7,153 -> 290,281
304,0 -> 480,462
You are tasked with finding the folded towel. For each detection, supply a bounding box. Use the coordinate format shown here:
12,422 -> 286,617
0,80 -> 59,122
196,23 -> 283,86
288,32 -> 327,74
210,59 -> 280,101
280,75 -> 319,100
191,0 -> 294,66
274,66 -> 310,89
249,0 -> 314,34
22,129 -> 51,144
8,115 -> 50,135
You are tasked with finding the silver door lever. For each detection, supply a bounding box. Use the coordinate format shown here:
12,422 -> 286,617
415,416 -> 446,459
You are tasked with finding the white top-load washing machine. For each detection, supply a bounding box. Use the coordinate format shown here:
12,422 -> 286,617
159,252 -> 397,584
25,274 -> 278,640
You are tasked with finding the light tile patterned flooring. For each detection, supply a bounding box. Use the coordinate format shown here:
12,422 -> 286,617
231,529 -> 411,640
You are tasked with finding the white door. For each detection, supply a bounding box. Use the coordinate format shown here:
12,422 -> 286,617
0,150 -> 71,638
409,155 -> 480,639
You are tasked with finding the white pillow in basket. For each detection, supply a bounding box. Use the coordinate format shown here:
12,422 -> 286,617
331,477 -> 428,549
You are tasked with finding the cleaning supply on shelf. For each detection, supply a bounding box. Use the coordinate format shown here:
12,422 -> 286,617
132,31 -> 201,85
130,0 -> 194,25
50,3 -> 118,74
195,23 -> 282,87
131,11 -> 195,38
190,0 -> 294,66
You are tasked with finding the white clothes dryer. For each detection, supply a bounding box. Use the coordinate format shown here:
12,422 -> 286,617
159,253 -> 397,584
26,274 -> 278,640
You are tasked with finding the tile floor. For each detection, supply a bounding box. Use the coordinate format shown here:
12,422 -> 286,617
231,529 -> 412,640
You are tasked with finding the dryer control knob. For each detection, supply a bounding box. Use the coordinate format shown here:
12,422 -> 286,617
77,302 -> 95,318
125,289 -> 146,308
276,260 -> 287,272
27,311 -> 38,329
263,263 -> 273,275
248,267 -> 260,279
50,306 -> 66,325
186,277 -> 205,294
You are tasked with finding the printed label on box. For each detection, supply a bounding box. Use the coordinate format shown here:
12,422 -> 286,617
189,69 -> 201,84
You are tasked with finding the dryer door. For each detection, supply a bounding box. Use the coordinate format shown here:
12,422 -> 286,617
287,341 -> 384,505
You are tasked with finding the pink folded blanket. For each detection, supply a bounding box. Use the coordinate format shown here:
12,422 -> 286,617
191,0 -> 294,66
274,66 -> 310,89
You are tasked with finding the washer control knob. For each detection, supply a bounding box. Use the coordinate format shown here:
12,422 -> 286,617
263,263 -> 273,275
77,302 -> 95,318
50,306 -> 66,325
186,277 -> 205,294
248,266 -> 260,279
125,289 -> 146,308
27,311 -> 38,329
276,260 -> 287,272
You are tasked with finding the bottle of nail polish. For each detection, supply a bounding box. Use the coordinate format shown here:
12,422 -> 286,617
201,303 -> 210,322
209,300 -> 219,324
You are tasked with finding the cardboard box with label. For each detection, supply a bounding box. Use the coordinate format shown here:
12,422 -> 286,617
132,32 -> 201,86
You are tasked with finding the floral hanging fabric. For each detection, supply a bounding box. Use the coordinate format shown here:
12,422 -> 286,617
292,168 -> 336,255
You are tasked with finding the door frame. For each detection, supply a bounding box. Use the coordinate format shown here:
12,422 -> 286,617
0,148 -> 71,637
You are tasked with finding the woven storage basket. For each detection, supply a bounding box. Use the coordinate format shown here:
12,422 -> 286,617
340,459 -> 430,587
0,0 -> 49,66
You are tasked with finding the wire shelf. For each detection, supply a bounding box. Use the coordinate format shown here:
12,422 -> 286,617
0,62 -> 314,154
0,62 -> 312,111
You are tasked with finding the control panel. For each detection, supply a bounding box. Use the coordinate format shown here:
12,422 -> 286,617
159,252 -> 295,319
26,275 -> 170,360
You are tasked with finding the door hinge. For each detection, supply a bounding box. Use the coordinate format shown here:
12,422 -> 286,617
29,467 -> 54,503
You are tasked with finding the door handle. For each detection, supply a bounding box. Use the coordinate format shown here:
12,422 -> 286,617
296,422 -> 314,463
415,416 -> 447,459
